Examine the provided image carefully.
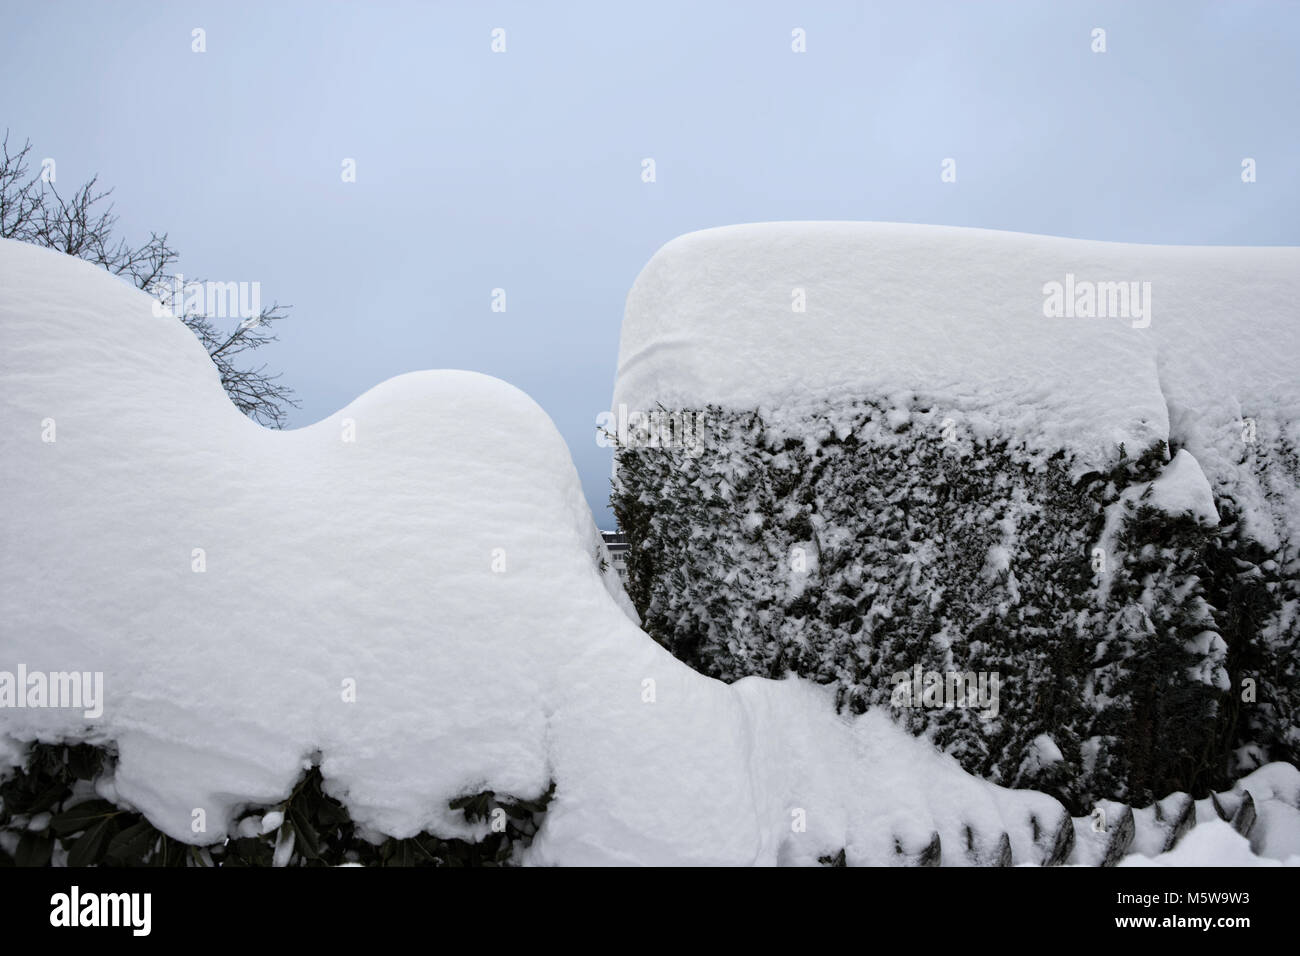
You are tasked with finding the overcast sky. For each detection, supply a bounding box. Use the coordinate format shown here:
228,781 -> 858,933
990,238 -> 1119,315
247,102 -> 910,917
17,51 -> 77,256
3,1 -> 1296,525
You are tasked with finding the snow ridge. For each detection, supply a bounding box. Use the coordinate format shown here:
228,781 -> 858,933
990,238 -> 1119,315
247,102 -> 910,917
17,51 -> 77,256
2,228 -> 1296,865
0,238 -> 1075,865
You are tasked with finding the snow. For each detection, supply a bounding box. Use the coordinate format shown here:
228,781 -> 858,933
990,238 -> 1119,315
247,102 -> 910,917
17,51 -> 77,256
2,230 -> 1296,866
1029,734 -> 1064,766
0,238 -> 1082,865
1118,820 -> 1298,867
0,733 -> 22,777
1251,800 -> 1300,861
1144,449 -> 1219,525
1091,449 -> 1223,602
1235,762 -> 1300,806
614,222 -> 1300,532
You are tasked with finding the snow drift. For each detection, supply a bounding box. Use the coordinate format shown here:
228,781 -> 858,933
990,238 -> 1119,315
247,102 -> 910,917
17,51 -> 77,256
615,222 -> 1299,484
0,237 -> 1110,866
613,221 -> 1300,583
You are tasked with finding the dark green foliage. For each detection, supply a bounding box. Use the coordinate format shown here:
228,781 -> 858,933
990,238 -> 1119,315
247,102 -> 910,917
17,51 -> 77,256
0,742 -> 555,867
1089,504 -> 1220,803
613,399 -> 1297,813
1226,433 -> 1300,772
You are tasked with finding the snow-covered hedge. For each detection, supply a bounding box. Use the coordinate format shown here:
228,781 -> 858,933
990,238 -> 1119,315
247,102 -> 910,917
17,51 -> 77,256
0,237 -> 1115,866
2,225 -> 1295,865
613,400 -> 1298,811
611,222 -> 1300,815
0,742 -> 553,867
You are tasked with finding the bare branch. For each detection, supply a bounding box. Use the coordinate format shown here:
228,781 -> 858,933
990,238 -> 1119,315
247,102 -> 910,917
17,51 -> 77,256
1,130 -> 297,427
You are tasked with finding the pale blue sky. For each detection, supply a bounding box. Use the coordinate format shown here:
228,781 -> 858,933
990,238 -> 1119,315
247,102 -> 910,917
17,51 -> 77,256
3,1 -> 1297,525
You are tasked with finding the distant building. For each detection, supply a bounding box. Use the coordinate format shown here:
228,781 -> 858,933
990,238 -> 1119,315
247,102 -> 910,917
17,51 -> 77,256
601,530 -> 629,581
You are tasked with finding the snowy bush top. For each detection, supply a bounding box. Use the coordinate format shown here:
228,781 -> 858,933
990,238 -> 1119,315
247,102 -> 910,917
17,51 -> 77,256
613,222 -> 1300,483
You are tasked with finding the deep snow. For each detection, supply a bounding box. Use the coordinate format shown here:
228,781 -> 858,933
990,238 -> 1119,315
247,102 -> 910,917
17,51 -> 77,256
614,222 -> 1300,548
1,231 -> 1296,865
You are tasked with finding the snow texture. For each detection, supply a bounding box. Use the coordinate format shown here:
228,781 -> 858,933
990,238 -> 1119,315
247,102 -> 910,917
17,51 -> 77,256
0,238 -> 1081,865
2,230 -> 1295,865
1144,450 -> 1220,526
1118,819 -> 1298,867
615,221 -> 1300,540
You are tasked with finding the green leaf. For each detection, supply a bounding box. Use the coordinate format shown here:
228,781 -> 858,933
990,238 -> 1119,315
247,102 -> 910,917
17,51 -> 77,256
501,802 -> 532,820
66,817 -> 115,867
27,782 -> 67,814
385,839 -> 416,867
31,745 -> 64,781
222,837 -> 272,866
408,835 -> 443,864
15,832 -> 52,867
147,834 -> 191,868
106,819 -> 158,865
49,799 -> 120,837
314,796 -> 349,827
449,791 -> 494,822
289,808 -> 320,860
66,746 -> 103,782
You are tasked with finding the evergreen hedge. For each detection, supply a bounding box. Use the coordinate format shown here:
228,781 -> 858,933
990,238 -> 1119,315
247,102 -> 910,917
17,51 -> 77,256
612,398 -> 1298,813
